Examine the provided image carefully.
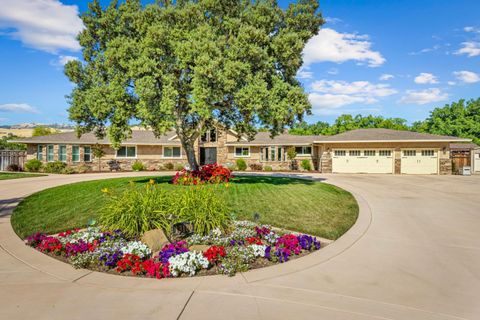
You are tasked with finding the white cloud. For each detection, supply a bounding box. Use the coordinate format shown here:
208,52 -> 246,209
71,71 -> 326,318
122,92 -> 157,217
409,44 -> 441,56
296,67 -> 313,79
325,17 -> 342,25
50,55 -> 79,67
414,73 -> 439,84
455,41 -> 480,57
447,81 -> 456,86
379,74 -> 394,81
0,0 -> 83,53
399,88 -> 448,105
303,28 -> 385,67
309,80 -> 397,112
0,103 -> 39,114
453,70 -> 480,83
464,26 -> 480,33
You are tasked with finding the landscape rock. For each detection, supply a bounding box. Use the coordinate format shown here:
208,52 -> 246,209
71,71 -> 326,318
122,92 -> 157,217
188,244 -> 210,252
141,229 -> 170,252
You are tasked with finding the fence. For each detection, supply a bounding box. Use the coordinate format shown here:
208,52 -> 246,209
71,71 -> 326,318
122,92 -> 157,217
0,150 -> 26,171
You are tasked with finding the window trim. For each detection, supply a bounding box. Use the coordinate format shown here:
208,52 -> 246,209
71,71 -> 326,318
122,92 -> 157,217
349,150 -> 361,157
333,150 -> 346,157
379,150 -> 392,157
83,146 -> 92,162
421,149 -> 435,157
162,146 -> 182,159
37,145 -> 43,161
47,144 -> 54,162
115,146 -> 137,159
403,150 -> 416,157
72,145 -> 80,163
295,146 -> 312,156
58,145 -> 67,163
364,150 -> 376,157
234,146 -> 250,158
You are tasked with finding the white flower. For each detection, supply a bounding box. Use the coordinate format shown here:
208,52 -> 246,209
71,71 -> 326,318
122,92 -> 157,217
249,244 -> 267,258
120,241 -> 151,258
168,251 -> 209,277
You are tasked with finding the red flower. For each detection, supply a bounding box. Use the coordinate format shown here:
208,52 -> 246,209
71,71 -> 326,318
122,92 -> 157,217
246,237 -> 263,245
203,245 -> 226,264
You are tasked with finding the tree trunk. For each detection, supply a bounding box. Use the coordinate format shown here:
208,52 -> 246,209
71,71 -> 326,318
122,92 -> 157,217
183,140 -> 199,171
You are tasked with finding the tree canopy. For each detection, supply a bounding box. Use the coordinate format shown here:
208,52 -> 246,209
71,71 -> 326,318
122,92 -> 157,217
289,114 -> 409,136
65,0 -> 323,169
411,98 -> 480,144
32,126 -> 59,137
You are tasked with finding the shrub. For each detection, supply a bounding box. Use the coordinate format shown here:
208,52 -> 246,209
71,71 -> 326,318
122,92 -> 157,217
173,186 -> 231,235
249,163 -> 263,171
76,164 -> 91,173
300,159 -> 312,171
6,164 -> 21,172
99,182 -> 171,238
264,165 -> 273,172
175,163 -> 185,171
172,164 -> 232,185
43,161 -> 67,173
62,166 -> 76,174
286,147 -> 297,160
236,158 -> 247,171
25,159 -> 43,172
131,160 -> 145,171
163,162 -> 174,170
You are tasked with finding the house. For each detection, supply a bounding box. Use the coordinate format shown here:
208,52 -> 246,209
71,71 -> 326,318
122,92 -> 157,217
13,127 -> 473,175
449,142 -> 480,174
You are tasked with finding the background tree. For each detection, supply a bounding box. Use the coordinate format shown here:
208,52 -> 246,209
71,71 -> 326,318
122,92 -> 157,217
0,135 -> 26,150
65,0 -> 323,170
92,144 -> 106,172
32,126 -> 59,137
411,98 -> 480,144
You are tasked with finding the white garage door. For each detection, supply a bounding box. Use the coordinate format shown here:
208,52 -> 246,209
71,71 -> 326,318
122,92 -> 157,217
332,149 -> 394,174
401,149 -> 438,174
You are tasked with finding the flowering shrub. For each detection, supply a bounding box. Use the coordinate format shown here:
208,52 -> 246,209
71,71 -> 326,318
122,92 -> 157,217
26,232 -> 47,247
116,254 -> 144,274
65,239 -> 98,257
297,234 -> 321,251
142,259 -> 170,279
203,246 -> 226,264
274,234 -> 302,262
168,251 -> 209,276
37,237 -> 63,254
172,164 -> 232,185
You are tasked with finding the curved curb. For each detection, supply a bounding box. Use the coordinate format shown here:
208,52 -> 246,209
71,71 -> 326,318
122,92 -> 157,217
0,173 -> 371,290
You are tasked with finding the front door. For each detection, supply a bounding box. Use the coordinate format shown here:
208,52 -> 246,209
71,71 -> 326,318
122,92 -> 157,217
200,147 -> 217,165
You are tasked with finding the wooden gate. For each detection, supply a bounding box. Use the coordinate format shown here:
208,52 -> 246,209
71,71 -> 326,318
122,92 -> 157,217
0,150 -> 26,171
451,150 -> 471,173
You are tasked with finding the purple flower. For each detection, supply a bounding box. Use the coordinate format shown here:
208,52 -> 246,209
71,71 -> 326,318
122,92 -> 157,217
159,241 -> 189,263
264,246 -> 271,260
99,249 -> 124,267
296,234 -> 321,251
26,233 -> 48,247
65,240 -> 89,257
229,239 -> 245,246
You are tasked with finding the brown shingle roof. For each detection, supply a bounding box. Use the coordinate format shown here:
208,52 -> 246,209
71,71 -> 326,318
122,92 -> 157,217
449,142 -> 479,150
225,132 -> 320,146
315,128 -> 471,143
12,130 -> 179,145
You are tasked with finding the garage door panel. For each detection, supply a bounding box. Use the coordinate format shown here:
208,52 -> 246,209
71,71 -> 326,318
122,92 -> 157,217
401,149 -> 438,174
332,149 -> 393,174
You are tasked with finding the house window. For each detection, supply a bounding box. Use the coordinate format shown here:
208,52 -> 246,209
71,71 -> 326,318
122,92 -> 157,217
37,145 -> 43,161
116,146 -> 136,158
72,146 -> 80,162
349,150 -> 361,156
364,150 -> 376,156
235,147 -> 250,157
334,150 -> 346,156
201,129 -> 217,142
421,150 -> 435,156
163,146 -> 181,158
84,146 -> 92,162
379,150 -> 392,157
59,145 -> 67,162
403,150 -> 416,156
295,146 -> 312,155
261,147 -> 286,162
47,145 -> 54,162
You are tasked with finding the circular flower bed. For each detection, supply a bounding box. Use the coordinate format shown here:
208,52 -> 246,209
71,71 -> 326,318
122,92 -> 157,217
25,221 -> 322,279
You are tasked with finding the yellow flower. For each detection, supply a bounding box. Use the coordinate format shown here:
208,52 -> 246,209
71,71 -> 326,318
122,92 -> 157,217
101,188 -> 109,193
149,179 -> 155,185
225,183 -> 230,188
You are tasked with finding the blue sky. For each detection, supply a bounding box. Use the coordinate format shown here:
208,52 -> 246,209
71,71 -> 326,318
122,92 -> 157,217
0,0 -> 479,126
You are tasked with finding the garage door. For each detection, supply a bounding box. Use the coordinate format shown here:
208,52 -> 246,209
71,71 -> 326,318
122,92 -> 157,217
332,149 -> 394,174
401,149 -> 438,174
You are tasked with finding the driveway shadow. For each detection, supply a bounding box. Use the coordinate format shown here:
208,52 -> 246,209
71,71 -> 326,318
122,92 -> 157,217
0,197 -> 24,217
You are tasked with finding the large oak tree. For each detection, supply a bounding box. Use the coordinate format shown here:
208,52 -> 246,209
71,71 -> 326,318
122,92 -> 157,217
65,0 -> 323,170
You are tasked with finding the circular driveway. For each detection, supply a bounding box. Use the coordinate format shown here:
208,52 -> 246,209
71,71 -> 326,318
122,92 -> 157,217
0,172 -> 479,319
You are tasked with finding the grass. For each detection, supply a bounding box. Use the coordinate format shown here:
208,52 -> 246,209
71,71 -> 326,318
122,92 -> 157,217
0,172 -> 46,180
11,175 -> 358,240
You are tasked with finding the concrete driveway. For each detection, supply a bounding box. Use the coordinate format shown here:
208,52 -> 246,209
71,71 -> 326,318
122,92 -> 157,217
0,172 -> 479,320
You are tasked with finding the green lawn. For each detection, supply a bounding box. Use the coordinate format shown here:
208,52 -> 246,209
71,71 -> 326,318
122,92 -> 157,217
0,172 -> 46,180
11,176 -> 358,240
